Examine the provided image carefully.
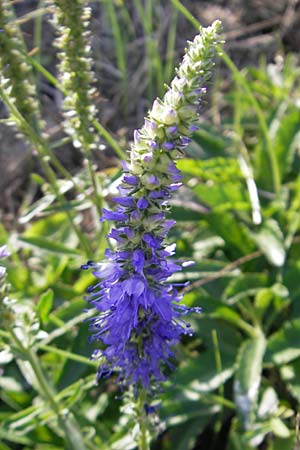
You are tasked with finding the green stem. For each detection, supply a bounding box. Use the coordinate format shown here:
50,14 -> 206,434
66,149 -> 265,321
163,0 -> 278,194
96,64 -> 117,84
164,6 -> 178,84
170,0 -> 200,30
37,343 -> 98,367
92,119 -> 126,160
43,309 -> 95,345
211,329 -> 224,435
33,0 -> 44,93
105,0 -> 128,113
210,312 -> 259,338
84,148 -> 103,219
137,390 -> 150,450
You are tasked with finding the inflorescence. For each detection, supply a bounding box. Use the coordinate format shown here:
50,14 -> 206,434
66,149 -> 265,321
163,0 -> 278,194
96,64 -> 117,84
51,0 -> 99,152
82,21 -> 222,393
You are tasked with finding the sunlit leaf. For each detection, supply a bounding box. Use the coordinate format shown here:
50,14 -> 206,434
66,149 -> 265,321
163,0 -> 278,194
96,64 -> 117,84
234,334 -> 266,428
37,289 -> 54,325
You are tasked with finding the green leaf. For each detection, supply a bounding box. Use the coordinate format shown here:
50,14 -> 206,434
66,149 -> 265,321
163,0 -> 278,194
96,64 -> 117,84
250,219 -> 285,267
226,418 -> 254,450
269,434 -> 297,450
194,183 -> 247,211
270,417 -> 290,439
234,334 -> 266,427
224,273 -> 268,304
30,173 -> 45,185
63,413 -> 87,450
171,349 -> 236,394
265,319 -> 300,365
178,157 -> 240,180
57,323 -> 91,390
257,387 -> 278,419
280,360 -> 300,401
272,107 -> 300,180
19,236 -> 80,255
193,125 -> 230,157
37,289 -> 54,325
161,392 -> 220,427
23,212 -> 68,237
206,212 -> 255,257
171,205 -> 203,221
164,418 -> 209,450
19,194 -> 55,224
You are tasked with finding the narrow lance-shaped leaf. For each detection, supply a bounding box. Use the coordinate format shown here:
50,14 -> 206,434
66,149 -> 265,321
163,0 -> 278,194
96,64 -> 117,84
234,333 -> 266,429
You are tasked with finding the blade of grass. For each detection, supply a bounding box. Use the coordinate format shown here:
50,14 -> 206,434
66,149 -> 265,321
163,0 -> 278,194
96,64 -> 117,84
33,0 -> 44,67
15,5 -> 51,26
104,0 -> 128,113
133,0 -> 164,99
164,6 -> 178,84
42,309 -> 95,345
233,85 -> 262,225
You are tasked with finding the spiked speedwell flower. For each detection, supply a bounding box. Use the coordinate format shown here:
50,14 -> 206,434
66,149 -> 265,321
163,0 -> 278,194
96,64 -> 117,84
83,21 -> 222,392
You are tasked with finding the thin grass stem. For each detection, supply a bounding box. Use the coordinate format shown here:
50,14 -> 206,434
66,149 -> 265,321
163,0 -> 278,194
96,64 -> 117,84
37,343 -> 98,367
164,6 -> 178,84
105,0 -> 128,112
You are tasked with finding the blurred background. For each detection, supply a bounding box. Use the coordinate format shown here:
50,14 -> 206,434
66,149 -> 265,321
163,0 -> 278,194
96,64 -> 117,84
1,0 -> 300,223
1,1 -> 300,449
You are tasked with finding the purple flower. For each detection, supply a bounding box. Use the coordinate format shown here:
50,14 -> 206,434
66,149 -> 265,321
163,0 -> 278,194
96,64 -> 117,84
0,246 -> 9,258
137,197 -> 149,209
162,142 -> 175,150
83,22 -> 222,393
167,125 -> 178,134
123,175 -> 139,186
150,141 -> 158,150
0,245 -> 9,278
112,197 -> 135,207
181,137 -> 192,145
189,124 -> 199,132
101,209 -> 128,222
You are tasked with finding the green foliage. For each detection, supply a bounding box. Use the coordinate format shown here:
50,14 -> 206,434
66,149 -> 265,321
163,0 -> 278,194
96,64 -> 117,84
0,1 -> 300,449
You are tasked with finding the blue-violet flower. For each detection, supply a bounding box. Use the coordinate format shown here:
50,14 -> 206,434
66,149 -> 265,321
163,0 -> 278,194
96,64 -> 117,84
83,21 -> 222,392
0,245 -> 9,279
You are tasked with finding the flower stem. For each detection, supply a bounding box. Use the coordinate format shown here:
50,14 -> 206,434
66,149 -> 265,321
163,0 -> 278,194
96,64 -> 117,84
137,390 -> 150,450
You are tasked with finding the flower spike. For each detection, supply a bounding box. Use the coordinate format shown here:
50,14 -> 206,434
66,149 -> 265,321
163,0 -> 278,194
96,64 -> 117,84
83,21 -> 223,393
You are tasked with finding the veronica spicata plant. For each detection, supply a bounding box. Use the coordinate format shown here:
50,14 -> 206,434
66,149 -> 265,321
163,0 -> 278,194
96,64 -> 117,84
82,21 -> 223,395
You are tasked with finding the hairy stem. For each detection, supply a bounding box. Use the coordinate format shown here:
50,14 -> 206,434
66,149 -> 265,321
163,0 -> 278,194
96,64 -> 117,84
137,390 -> 150,450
